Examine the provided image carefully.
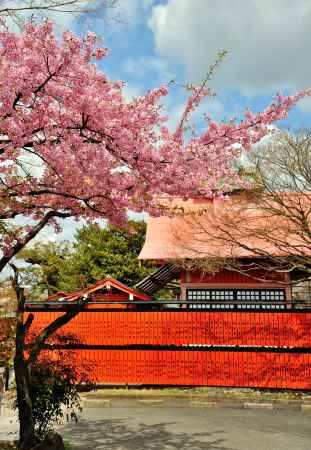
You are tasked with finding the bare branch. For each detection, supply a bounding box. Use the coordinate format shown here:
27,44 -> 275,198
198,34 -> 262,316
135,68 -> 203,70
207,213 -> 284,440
172,131 -> 311,289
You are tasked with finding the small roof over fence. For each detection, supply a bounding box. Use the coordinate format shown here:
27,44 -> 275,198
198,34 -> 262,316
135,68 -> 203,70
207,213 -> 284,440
45,276 -> 151,303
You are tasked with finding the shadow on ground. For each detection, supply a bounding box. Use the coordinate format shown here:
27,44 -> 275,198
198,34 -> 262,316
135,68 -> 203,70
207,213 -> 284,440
60,419 -> 235,450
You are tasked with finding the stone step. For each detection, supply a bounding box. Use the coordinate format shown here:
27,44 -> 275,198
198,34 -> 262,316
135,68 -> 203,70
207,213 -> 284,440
80,394 -> 311,412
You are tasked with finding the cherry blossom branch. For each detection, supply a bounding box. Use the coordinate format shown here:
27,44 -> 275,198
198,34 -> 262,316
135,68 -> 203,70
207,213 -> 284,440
0,21 -> 309,276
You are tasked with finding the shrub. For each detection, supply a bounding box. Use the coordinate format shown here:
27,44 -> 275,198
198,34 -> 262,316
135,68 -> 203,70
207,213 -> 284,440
27,332 -> 97,440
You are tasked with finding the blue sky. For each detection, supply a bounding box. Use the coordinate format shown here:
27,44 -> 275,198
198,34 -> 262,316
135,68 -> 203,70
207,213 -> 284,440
1,0 -> 311,280
9,0 -> 311,249
66,0 -> 311,133
9,0 -> 311,140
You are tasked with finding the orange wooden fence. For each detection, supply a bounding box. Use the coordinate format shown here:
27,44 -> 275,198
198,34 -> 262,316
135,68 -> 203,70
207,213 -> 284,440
28,308 -> 311,389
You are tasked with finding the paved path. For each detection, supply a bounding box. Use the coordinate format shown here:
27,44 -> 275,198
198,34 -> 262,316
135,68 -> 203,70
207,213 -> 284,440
0,412 -> 18,443
1,406 -> 311,449
57,407 -> 311,450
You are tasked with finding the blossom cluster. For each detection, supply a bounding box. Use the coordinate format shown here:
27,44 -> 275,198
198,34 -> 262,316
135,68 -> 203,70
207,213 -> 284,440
0,21 -> 309,261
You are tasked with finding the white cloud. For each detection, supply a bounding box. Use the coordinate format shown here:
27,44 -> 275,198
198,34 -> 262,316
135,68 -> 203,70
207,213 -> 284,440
105,0 -> 155,29
123,56 -> 176,83
148,0 -> 311,96
36,218 -> 82,243
123,77 -> 225,131
193,97 -> 224,121
123,82 -> 144,101
297,97 -> 311,113
163,90 -> 225,132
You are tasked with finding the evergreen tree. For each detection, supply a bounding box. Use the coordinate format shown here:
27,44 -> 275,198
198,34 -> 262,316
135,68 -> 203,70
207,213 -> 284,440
19,221 -> 153,298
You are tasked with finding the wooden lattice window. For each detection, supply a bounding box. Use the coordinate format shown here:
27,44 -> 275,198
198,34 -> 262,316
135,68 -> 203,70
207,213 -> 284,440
186,289 -> 286,309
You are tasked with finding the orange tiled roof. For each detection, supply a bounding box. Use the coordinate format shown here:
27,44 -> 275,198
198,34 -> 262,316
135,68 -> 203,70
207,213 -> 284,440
139,194 -> 311,260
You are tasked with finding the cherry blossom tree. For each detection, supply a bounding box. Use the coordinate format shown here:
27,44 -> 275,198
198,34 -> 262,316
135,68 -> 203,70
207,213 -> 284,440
0,20 -> 309,449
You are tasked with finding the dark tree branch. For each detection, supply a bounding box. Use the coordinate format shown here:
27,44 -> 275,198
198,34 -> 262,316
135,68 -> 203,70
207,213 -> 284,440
27,296 -> 89,365
0,210 -> 71,273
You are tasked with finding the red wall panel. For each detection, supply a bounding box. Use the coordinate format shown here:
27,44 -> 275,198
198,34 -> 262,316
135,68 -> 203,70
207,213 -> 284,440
180,269 -> 286,284
30,311 -> 311,348
54,349 -> 311,389
29,310 -> 311,389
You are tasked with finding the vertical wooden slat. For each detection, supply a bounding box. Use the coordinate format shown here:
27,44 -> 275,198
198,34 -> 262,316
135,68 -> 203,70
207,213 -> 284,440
29,308 -> 311,389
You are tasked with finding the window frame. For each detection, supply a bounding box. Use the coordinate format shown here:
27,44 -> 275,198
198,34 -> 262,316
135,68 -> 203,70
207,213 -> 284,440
186,288 -> 286,310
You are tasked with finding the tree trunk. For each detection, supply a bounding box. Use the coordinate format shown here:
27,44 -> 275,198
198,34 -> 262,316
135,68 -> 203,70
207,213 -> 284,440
10,264 -> 87,449
14,315 -> 36,450
11,266 -> 36,450
14,347 -> 36,449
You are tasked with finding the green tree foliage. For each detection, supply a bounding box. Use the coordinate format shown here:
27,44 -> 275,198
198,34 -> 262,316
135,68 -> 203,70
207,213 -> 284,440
60,221 -> 153,291
22,332 -> 96,442
19,242 -> 72,298
19,221 -> 154,298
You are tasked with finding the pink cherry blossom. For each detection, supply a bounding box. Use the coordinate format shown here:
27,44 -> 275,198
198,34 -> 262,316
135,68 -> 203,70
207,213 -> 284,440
0,20 -> 309,271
